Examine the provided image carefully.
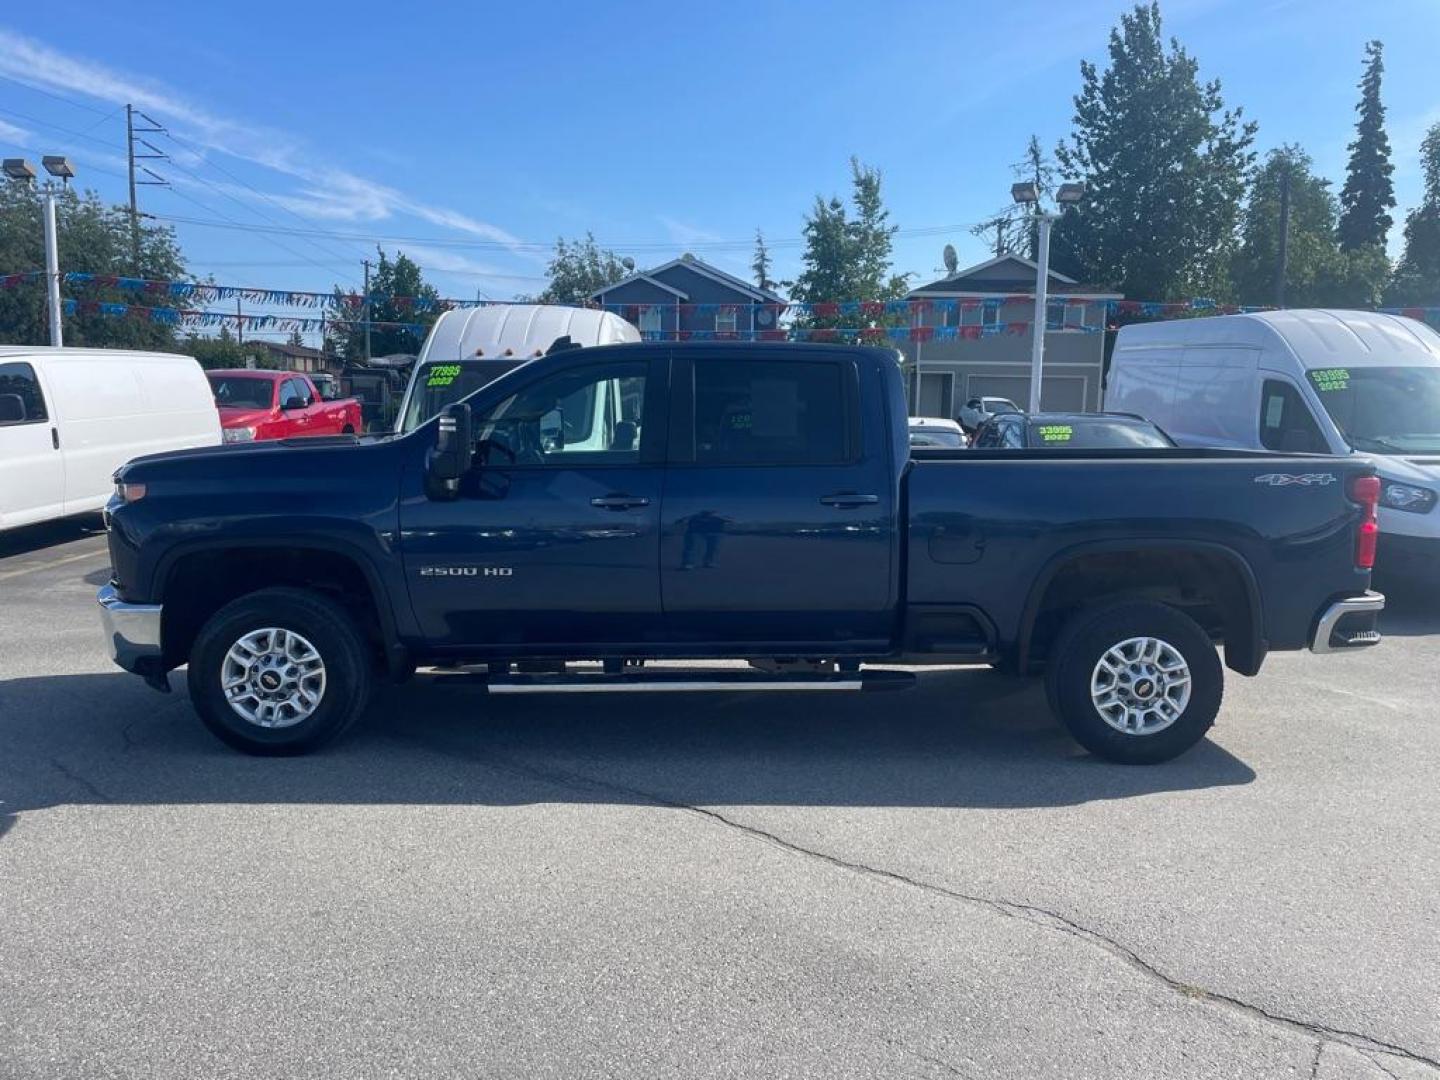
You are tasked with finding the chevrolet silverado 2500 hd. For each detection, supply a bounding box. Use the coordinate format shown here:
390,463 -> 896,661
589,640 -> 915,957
98,343 -> 1385,763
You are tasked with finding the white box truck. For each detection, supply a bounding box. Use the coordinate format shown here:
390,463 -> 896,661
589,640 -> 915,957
1106,309 -> 1440,584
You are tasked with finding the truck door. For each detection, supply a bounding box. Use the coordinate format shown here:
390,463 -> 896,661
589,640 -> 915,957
659,352 -> 897,650
0,360 -> 64,528
400,354 -> 666,648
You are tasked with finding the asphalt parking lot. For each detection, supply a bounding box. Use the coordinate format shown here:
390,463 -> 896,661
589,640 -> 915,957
1,519 -> 1437,1079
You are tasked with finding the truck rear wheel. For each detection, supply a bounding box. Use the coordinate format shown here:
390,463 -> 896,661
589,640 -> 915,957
1045,601 -> 1221,764
187,587 -> 373,755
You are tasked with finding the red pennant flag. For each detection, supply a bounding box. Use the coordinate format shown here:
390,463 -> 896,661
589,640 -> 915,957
960,325 -> 982,340
812,302 -> 840,318
910,326 -> 934,343
861,301 -> 885,318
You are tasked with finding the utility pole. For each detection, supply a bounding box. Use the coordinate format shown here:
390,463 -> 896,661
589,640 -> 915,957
362,258 -> 373,363
124,105 -> 169,275
1275,164 -> 1292,309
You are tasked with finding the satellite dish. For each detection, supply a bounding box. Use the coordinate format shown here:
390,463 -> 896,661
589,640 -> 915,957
621,256 -> 635,272
942,244 -> 958,274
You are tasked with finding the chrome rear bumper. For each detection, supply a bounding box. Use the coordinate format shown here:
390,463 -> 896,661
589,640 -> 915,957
97,585 -> 163,672
1310,591 -> 1385,653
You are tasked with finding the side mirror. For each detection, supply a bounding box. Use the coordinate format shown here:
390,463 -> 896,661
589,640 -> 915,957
426,403 -> 474,499
280,395 -> 304,411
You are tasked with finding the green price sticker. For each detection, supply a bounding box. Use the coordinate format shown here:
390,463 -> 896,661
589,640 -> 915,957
1311,368 -> 1350,392
1038,425 -> 1073,442
426,364 -> 462,388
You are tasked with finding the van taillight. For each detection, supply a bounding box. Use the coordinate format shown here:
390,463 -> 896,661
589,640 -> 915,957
1350,475 -> 1380,569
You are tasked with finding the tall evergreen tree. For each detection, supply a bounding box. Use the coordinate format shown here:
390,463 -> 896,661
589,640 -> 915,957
1389,123 -> 1440,304
1051,3 -> 1255,300
751,229 -> 777,292
1338,41 -> 1396,253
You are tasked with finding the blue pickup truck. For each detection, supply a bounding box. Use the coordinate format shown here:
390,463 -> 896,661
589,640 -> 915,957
98,343 -> 1385,763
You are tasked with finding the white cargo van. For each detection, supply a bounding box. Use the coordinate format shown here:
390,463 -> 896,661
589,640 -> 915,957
0,347 -> 221,532
396,304 -> 640,434
1107,310 -> 1440,582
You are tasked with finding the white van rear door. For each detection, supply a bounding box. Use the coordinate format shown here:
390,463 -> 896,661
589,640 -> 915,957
0,359 -> 65,529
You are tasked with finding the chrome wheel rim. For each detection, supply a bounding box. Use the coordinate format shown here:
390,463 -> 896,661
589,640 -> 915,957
1090,636 -> 1191,736
221,627 -> 327,729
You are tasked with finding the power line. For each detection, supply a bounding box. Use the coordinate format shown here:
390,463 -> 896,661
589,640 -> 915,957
159,127 -> 373,267
0,74 -> 113,116
148,211 -> 989,254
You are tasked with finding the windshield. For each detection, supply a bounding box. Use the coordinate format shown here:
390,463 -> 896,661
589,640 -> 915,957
910,427 -> 966,448
208,376 -> 273,409
1306,366 -> 1440,454
400,359 -> 529,432
1028,419 -> 1174,448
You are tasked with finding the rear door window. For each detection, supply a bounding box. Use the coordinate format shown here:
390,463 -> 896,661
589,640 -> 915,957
0,362 -> 48,425
1260,379 -> 1329,453
691,359 -> 852,465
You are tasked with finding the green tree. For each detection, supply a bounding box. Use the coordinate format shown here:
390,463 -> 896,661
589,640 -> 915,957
0,184 -> 186,349
328,249 -> 440,361
534,233 -> 630,305
787,158 -> 909,316
1389,123 -> 1440,304
751,229 -> 777,292
182,326 -> 269,370
286,328 -> 306,349
1233,147 -> 1342,307
1052,3 -> 1255,300
1338,40 -> 1396,254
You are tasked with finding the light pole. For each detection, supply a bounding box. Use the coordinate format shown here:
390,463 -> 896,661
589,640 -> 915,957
4,156 -> 76,348
1011,180 -> 1085,412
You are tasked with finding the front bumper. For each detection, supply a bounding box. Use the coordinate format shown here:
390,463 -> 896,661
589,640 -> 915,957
97,585 -> 163,673
1309,591 -> 1385,653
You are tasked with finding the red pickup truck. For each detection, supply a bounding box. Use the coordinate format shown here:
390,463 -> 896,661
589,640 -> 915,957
206,370 -> 363,443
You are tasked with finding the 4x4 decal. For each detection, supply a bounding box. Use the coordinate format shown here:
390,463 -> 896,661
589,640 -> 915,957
1253,473 -> 1338,487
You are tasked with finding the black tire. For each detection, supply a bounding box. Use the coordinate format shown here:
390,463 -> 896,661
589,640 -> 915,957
342,425 -> 355,434
187,587 -> 373,755
1045,600 -> 1222,764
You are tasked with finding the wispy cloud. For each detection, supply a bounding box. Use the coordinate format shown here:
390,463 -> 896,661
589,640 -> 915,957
0,117 -> 30,145
659,215 -> 725,246
0,28 -> 531,256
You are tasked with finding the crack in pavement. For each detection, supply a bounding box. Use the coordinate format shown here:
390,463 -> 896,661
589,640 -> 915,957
46,757 -> 116,804
432,741 -> 1440,1074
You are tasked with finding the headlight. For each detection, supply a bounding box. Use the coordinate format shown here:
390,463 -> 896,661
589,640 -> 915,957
113,481 -> 147,504
1380,481 -> 1437,513
223,426 -> 256,443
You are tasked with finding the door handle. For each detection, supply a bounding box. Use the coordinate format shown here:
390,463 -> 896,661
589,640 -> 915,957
590,494 -> 651,510
51,427 -> 59,450
820,492 -> 879,508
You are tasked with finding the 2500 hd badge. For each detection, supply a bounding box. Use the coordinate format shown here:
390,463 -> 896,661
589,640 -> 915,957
418,566 -> 513,577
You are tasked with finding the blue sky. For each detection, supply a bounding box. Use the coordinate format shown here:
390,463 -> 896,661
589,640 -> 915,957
1,0 -> 1437,334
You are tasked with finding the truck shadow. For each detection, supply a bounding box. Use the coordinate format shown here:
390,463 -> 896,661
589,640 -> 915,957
0,515 -> 105,558
0,666 -> 1255,837
1376,582 -> 1440,638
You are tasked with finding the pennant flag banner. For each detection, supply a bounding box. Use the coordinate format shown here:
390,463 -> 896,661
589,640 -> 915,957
11,269 -> 1438,332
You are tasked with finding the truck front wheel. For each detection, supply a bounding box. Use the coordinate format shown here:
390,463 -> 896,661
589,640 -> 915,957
187,587 -> 373,755
1045,601 -> 1222,764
